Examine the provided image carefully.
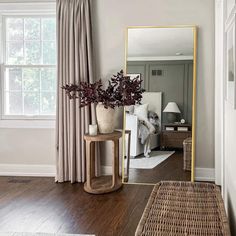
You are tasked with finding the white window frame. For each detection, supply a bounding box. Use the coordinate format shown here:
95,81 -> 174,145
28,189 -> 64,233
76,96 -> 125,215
0,2 -> 56,128
1,14 -> 56,120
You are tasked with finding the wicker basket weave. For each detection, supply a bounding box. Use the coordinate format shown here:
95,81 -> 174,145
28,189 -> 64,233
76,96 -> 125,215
183,137 -> 192,171
136,181 -> 231,236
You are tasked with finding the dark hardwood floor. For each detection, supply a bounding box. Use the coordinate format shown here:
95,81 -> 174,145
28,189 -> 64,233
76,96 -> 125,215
128,151 -> 191,183
0,177 -> 153,236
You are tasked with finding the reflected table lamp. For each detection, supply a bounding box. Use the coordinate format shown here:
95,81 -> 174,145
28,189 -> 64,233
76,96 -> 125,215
163,102 -> 181,123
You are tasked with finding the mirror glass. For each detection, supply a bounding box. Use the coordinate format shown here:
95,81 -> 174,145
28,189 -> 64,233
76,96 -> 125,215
123,27 -> 196,184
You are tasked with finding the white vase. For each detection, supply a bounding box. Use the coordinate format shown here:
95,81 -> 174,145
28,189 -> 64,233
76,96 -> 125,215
96,103 -> 115,134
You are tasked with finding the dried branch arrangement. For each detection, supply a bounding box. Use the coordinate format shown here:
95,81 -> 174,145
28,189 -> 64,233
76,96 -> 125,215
62,70 -> 144,109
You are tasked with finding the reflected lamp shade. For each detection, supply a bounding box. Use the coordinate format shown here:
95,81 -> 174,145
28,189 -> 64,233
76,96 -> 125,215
163,102 -> 181,113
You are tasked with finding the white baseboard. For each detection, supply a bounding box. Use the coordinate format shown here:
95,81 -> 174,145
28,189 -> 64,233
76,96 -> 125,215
0,164 -> 214,182
0,164 -> 56,177
195,168 -> 215,182
102,165 -> 215,182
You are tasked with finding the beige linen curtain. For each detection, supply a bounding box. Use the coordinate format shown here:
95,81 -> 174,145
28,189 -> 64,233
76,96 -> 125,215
56,0 -> 97,183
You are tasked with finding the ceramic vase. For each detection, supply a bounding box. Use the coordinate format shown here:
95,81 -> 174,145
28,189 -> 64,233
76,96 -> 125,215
96,103 -> 115,134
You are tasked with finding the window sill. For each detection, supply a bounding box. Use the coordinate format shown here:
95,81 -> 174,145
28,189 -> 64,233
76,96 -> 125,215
0,119 -> 56,129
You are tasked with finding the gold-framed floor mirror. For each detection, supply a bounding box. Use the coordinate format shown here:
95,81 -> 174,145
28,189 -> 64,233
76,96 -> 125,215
122,26 -> 197,184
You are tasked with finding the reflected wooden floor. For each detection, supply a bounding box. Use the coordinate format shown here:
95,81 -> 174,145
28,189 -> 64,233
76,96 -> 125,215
127,151 -> 191,184
0,177 -> 153,236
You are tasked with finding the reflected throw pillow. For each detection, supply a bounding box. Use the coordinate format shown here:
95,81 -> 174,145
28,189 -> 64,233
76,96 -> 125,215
134,104 -> 148,120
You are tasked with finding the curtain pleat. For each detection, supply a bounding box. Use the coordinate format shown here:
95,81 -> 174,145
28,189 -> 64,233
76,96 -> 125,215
56,0 -> 98,183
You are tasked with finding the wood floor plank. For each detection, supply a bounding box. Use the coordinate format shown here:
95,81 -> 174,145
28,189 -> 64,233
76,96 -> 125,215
128,151 -> 191,183
0,177 -> 153,236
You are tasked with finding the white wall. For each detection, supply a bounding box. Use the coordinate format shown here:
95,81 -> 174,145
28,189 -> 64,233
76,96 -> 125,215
92,0 -> 215,171
0,128 -> 56,176
0,128 -> 55,165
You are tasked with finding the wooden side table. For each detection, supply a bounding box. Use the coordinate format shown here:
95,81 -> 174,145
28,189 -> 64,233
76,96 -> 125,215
84,131 -> 123,194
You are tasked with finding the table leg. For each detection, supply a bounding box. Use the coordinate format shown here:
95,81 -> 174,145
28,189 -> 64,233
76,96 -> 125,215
91,141 -> 95,178
112,139 -> 119,187
86,140 -> 92,189
126,132 -> 131,182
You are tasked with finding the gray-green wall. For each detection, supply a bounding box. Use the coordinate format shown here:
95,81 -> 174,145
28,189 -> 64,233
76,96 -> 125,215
127,60 -> 193,124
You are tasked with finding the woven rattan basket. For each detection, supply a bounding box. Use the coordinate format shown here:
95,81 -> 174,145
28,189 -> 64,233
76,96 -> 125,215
136,181 -> 231,236
183,137 -> 192,171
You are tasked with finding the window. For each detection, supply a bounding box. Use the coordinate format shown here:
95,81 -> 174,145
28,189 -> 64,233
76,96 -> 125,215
2,16 -> 56,118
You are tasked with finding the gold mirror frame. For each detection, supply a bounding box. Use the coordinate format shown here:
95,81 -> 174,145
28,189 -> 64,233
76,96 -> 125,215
122,25 -> 197,184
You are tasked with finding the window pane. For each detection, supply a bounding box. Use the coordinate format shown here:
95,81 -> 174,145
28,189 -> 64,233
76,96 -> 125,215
43,41 -> 56,64
41,68 -> 56,90
25,41 -> 41,64
5,92 -> 22,115
24,18 -> 40,40
6,18 -> 23,40
4,16 -> 56,118
7,42 -> 24,64
23,92 -> 39,115
41,92 -> 56,115
42,18 -> 56,40
23,68 -> 40,91
6,68 -> 22,91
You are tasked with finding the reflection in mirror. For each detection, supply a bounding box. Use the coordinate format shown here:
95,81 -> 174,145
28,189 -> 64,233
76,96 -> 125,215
123,27 -> 196,184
